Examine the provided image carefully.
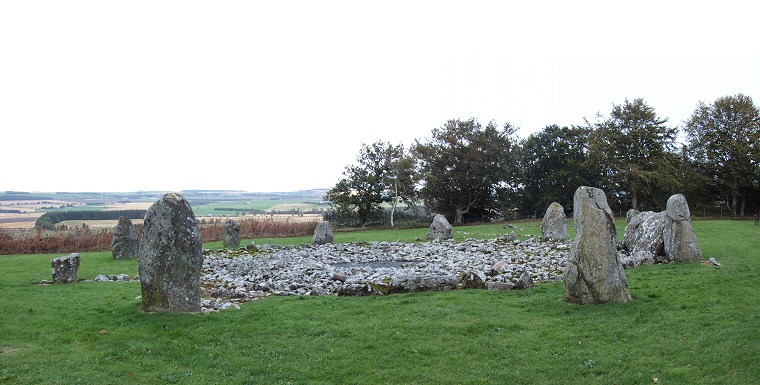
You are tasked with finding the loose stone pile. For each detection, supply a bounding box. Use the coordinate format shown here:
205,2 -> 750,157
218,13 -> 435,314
201,236 -> 569,307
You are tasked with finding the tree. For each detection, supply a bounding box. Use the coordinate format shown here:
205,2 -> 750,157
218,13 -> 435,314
413,118 -> 520,224
587,98 -> 679,212
384,148 -> 419,227
684,94 -> 760,217
519,125 -> 597,214
325,141 -> 417,227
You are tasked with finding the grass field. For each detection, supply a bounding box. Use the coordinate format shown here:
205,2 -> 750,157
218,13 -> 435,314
1,221 -> 758,384
190,199 -> 326,217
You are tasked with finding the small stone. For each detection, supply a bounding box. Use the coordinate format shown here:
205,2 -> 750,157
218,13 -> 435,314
426,214 -> 453,240
51,253 -> 80,284
487,282 -> 515,291
112,216 -> 139,259
461,271 -> 487,289
224,220 -> 241,248
313,221 -> 334,245
541,202 -> 567,241
514,271 -> 534,290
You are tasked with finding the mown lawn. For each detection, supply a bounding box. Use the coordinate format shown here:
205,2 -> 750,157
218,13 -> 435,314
1,220 -> 758,384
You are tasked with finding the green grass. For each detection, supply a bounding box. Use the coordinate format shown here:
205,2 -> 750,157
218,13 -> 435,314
1,221 -> 759,384
190,198 -> 322,216
202,221 -> 542,249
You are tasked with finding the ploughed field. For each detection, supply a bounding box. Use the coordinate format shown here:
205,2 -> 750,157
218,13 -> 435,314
1,221 -> 758,384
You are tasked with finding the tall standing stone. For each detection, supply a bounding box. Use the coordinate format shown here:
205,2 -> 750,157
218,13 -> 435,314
564,187 -> 631,304
112,216 -> 139,259
541,202 -> 567,241
663,194 -> 702,262
139,193 -> 203,313
426,214 -> 453,240
51,253 -> 80,284
224,219 -> 241,248
313,221 -> 334,245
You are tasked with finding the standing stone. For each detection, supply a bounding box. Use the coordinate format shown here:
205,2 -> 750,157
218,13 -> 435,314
426,214 -> 453,240
112,216 -> 139,259
663,194 -> 702,262
224,219 -> 241,248
313,221 -> 334,245
626,209 -> 640,224
51,253 -> 80,284
564,187 -> 631,304
665,194 -> 691,221
139,193 -> 203,313
541,202 -> 567,241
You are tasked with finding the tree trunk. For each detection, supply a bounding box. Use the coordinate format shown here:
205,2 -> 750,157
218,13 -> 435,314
740,196 -> 746,217
390,199 -> 397,227
454,196 -> 477,225
455,208 -> 465,225
731,193 -> 738,217
390,180 -> 398,227
631,191 -> 639,211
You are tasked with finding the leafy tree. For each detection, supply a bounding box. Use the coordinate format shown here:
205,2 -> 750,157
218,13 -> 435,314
326,141 -> 417,227
519,125 -> 596,214
684,94 -> 760,217
413,118 -> 520,224
587,98 -> 679,212
384,148 -> 419,227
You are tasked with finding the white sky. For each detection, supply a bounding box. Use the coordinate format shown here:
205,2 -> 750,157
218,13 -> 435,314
2,1 -> 758,193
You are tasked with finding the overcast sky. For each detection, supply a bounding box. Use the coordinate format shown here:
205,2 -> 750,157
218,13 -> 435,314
2,1 -> 758,193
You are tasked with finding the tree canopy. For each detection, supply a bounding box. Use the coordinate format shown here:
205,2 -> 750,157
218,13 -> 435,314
326,94 -> 760,224
413,118 -> 520,224
588,98 -> 679,211
325,141 -> 416,227
519,125 -> 596,214
684,94 -> 760,216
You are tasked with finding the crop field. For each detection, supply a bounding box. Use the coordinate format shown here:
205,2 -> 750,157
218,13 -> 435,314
0,191 -> 327,229
1,220 -> 758,384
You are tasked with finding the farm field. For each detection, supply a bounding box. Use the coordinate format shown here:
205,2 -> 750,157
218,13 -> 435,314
0,190 -> 328,229
1,221 -> 758,384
